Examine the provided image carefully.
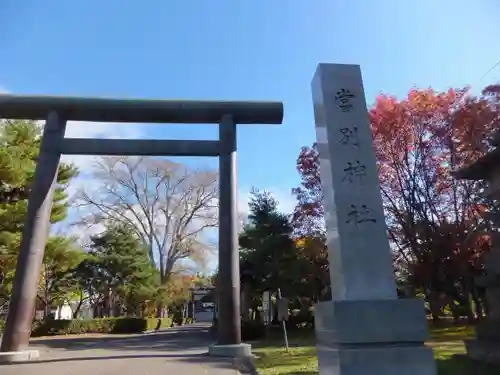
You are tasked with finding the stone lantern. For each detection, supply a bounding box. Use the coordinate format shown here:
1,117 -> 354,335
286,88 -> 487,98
454,130 -> 500,363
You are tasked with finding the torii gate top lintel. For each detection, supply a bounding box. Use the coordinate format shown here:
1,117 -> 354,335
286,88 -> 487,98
0,94 -> 284,125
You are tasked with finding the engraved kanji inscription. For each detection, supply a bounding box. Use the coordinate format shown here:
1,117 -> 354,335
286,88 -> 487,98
342,160 -> 366,184
339,126 -> 359,147
346,204 -> 377,226
335,88 -> 355,112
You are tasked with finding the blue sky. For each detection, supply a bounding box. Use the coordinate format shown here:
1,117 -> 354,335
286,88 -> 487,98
1,0 -> 500,215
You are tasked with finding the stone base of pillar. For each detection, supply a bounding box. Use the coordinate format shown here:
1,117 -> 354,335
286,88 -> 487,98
208,343 -> 252,358
317,345 -> 435,375
315,299 -> 436,374
0,349 -> 39,364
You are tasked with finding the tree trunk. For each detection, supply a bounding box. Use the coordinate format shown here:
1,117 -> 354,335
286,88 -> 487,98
57,303 -> 63,319
448,285 -> 474,323
462,297 -> 475,323
471,282 -> 484,319
72,290 -> 86,319
155,301 -> 163,318
72,301 -> 84,319
44,301 -> 49,320
44,281 -> 50,319
105,288 -> 113,317
478,286 -> 489,317
425,290 -> 443,323
447,298 -> 461,321
457,281 -> 475,323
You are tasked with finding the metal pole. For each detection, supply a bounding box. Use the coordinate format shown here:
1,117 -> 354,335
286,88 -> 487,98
277,288 -> 289,351
217,114 -> 241,345
1,111 -> 66,352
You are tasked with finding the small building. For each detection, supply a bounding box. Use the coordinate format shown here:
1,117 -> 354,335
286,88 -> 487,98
32,295 -> 94,321
190,286 -> 215,323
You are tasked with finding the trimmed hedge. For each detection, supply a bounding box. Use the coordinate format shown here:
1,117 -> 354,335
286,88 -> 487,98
0,317 -> 175,337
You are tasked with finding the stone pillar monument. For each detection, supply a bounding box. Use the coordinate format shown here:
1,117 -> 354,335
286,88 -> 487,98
454,131 -> 500,363
312,63 -> 436,374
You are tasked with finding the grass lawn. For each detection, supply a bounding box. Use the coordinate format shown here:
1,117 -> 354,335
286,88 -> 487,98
251,325 -> 500,375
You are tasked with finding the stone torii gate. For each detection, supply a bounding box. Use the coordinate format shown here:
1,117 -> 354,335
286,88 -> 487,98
0,95 -> 283,361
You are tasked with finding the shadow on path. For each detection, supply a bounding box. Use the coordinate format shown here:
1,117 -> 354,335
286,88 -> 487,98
0,323 -> 239,374
7,353 -> 203,364
29,323 -> 214,353
1,353 -> 237,372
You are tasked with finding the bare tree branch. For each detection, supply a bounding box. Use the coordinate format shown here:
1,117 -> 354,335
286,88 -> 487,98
73,156 -> 218,283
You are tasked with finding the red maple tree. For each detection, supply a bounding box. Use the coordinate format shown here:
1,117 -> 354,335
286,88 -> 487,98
293,85 -> 500,320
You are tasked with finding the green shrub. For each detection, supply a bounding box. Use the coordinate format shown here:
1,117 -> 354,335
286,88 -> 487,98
3,319 -> 46,335
0,316 -> 182,337
34,318 -> 119,336
31,317 -> 174,337
241,319 -> 266,341
287,308 -> 315,330
172,311 -> 184,326
145,317 -> 173,331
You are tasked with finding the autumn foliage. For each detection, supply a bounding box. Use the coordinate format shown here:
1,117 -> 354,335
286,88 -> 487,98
293,86 -> 500,320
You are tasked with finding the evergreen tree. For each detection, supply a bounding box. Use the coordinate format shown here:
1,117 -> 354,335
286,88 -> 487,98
84,223 -> 159,316
38,236 -> 85,318
239,189 -> 297,298
0,120 -> 78,305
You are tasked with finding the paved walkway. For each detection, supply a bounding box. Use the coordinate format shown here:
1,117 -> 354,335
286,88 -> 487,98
0,323 -> 240,375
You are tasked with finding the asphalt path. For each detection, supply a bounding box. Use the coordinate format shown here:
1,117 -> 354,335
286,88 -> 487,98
0,323 -> 239,375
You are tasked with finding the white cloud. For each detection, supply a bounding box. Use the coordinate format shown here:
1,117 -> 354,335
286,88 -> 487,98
56,121 -> 146,239
61,121 -> 144,171
0,87 -> 145,238
61,121 -> 145,208
64,121 -> 143,139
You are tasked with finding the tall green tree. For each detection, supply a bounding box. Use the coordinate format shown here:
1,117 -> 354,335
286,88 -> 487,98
239,189 -> 297,299
68,257 -> 104,319
82,223 -> 160,317
38,236 -> 85,318
294,235 -> 331,304
0,120 -> 78,306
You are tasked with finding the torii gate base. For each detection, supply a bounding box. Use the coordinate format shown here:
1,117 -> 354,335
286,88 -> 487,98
0,95 -> 283,363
